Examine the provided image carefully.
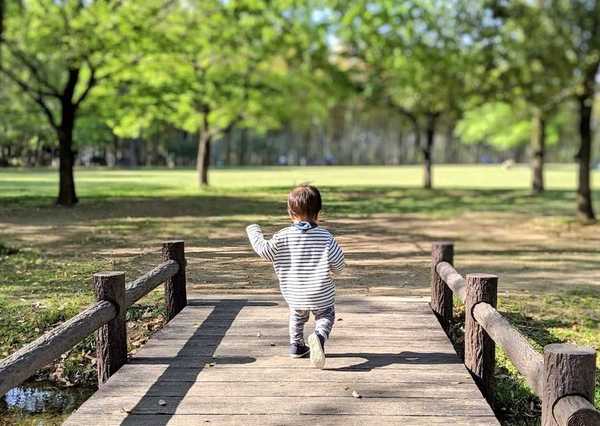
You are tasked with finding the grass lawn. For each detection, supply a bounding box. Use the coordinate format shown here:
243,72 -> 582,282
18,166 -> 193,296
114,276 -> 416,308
1,163 -> 599,425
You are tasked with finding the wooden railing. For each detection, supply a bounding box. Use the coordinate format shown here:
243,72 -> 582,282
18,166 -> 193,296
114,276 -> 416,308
0,240 -> 187,397
431,242 -> 600,426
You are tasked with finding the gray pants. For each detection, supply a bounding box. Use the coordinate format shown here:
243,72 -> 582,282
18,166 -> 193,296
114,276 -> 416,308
289,306 -> 335,344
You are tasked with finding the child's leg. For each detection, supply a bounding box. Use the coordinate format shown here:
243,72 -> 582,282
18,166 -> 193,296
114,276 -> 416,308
289,309 -> 310,344
313,305 -> 336,340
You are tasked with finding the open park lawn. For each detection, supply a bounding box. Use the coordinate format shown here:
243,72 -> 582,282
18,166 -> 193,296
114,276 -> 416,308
1,164 -> 599,425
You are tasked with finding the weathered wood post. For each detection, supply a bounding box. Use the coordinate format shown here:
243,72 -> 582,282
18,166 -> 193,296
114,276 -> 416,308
431,242 -> 454,332
163,240 -> 187,321
465,273 -> 498,405
542,344 -> 597,426
94,272 -> 127,384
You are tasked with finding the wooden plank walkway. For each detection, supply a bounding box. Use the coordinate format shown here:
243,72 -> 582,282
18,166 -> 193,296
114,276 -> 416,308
65,294 -> 499,425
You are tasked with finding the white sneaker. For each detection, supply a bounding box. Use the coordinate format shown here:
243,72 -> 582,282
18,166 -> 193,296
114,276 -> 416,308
308,333 -> 326,369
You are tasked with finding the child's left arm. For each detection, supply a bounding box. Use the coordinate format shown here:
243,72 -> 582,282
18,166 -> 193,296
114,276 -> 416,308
328,236 -> 345,273
246,224 -> 279,262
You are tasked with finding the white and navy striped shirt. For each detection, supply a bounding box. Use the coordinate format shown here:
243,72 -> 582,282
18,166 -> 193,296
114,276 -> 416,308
246,223 -> 345,310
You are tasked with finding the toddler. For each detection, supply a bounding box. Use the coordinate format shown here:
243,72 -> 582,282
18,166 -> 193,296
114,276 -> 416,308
246,184 -> 345,368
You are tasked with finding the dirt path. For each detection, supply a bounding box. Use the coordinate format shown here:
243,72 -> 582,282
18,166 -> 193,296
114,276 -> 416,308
2,207 -> 599,297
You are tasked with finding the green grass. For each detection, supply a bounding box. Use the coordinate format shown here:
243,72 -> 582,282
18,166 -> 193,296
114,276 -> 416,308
1,164 -> 599,218
1,164 -> 599,425
1,163 -> 597,198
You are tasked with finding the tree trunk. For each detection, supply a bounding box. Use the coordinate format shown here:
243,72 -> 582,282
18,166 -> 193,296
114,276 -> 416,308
239,128 -> 248,165
576,94 -> 596,221
423,113 -> 438,189
196,130 -> 211,186
531,110 -> 546,194
225,128 -> 233,166
444,123 -> 456,163
396,131 -> 404,164
56,105 -> 78,206
303,128 -> 311,165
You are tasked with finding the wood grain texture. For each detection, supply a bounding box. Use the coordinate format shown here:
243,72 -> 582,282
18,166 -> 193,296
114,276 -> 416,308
472,302 -> 543,395
542,344 -> 597,426
431,242 -> 454,331
95,272 -> 127,384
553,395 -> 600,426
162,241 -> 187,321
125,260 -> 179,307
436,261 -> 466,302
64,414 -> 498,426
65,294 -> 499,425
465,274 -> 497,406
0,301 -> 115,397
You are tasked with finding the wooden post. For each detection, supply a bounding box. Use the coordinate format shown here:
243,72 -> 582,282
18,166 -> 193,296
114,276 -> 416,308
94,272 -> 127,384
542,344 -> 597,426
465,273 -> 497,405
431,242 -> 454,331
163,240 -> 187,321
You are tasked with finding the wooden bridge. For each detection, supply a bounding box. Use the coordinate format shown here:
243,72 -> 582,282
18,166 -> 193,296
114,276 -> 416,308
64,294 -> 497,425
1,240 -> 599,425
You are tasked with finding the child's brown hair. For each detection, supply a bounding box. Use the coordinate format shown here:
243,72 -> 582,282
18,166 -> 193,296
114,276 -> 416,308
287,184 -> 322,221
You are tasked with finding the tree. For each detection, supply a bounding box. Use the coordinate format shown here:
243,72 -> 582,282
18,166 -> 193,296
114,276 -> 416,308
548,0 -> 600,221
0,0 -> 172,205
491,0 -> 600,219
105,0 -> 332,186
483,1 -> 573,194
333,0 -> 485,188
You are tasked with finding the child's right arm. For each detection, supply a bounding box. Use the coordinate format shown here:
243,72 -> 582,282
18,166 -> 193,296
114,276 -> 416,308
246,224 -> 279,262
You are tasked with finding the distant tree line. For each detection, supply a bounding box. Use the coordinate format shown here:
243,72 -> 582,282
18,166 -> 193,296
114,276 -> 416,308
0,0 -> 599,221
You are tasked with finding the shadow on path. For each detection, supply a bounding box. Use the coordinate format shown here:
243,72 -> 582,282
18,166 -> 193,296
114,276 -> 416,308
326,351 -> 460,372
121,298 -> 277,426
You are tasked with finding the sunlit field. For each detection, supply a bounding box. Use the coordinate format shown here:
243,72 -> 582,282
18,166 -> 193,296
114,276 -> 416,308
1,164 -> 597,200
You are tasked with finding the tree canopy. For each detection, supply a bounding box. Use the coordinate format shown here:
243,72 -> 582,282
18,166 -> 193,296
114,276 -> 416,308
0,0 -> 598,220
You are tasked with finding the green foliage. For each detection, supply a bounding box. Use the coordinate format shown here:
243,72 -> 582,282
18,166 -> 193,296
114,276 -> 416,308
456,102 -> 567,150
101,0 -> 336,143
334,0 -> 487,118
457,103 -> 531,149
479,1 -> 572,112
1,0 -> 175,136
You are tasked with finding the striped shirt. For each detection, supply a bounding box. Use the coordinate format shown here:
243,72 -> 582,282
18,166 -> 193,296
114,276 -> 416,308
246,224 -> 345,310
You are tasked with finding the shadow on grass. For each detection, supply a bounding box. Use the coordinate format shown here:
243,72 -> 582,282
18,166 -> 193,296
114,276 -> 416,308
1,186 -> 593,224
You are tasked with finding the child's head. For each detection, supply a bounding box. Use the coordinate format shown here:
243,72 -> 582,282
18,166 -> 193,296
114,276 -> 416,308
287,184 -> 322,222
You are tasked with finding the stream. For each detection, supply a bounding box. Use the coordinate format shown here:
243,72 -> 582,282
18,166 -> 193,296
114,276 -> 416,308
1,383 -> 95,425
